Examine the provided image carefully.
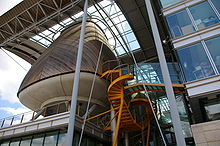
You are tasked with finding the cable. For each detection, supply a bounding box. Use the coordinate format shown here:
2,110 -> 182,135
113,1 -> 167,145
78,2 -> 115,145
0,48 -> 28,72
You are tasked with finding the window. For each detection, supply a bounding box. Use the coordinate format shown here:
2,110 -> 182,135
20,136 -> 32,146
31,134 -> 44,146
177,43 -> 215,82
10,139 -> 20,146
211,0 -> 220,14
166,10 -> 195,38
44,131 -> 58,146
201,97 -> 220,121
160,0 -> 183,8
205,36 -> 220,72
0,141 -> 9,146
57,130 -> 67,146
189,1 -> 219,29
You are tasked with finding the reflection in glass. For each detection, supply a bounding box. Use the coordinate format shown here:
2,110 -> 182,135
166,10 -> 195,38
156,93 -> 192,138
189,1 -> 219,29
132,62 -> 183,84
20,136 -> 32,146
32,134 -> 44,146
204,98 -> 220,121
57,130 -> 67,146
211,0 -> 220,14
205,36 -> 220,72
177,43 -> 215,82
160,0 -> 182,8
0,141 -> 9,146
44,131 -> 58,146
10,138 -> 20,146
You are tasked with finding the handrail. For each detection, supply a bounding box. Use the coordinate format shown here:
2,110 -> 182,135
0,101 -> 70,129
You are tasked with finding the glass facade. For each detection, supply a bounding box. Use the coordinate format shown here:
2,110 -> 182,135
125,62 -> 183,84
159,0 -> 183,8
166,10 -> 195,38
205,36 -> 220,72
211,0 -> 220,13
204,98 -> 220,121
166,1 -> 220,38
0,129 -> 107,146
189,1 -> 219,29
177,42 -> 215,82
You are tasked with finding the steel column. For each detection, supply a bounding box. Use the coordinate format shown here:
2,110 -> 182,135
143,0 -> 186,145
66,0 -> 88,145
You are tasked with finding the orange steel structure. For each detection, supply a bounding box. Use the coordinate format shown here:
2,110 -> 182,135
86,69 -> 185,146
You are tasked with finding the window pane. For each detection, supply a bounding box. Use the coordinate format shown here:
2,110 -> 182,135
10,139 -> 20,146
32,134 -> 44,146
57,130 -> 67,146
160,0 -> 182,8
20,136 -> 32,146
177,43 -> 215,82
189,1 -> 219,29
44,131 -> 58,146
205,36 -> 220,72
211,0 -> 220,13
166,10 -> 195,38
0,141 -> 9,146
204,98 -> 220,121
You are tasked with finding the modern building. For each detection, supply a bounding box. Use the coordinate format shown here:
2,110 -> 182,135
0,0 -> 219,146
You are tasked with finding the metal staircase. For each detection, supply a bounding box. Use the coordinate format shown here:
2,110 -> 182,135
101,69 -> 151,146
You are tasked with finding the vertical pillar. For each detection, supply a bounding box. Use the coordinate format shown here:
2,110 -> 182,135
125,133 -> 129,146
66,0 -> 88,145
143,0 -> 186,146
111,106 -> 117,146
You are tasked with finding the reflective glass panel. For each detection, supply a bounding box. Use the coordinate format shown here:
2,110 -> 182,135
57,130 -> 67,146
20,136 -> 32,146
211,0 -> 220,13
44,131 -> 58,146
189,1 -> 219,29
160,0 -> 182,8
166,10 -> 195,38
204,98 -> 220,121
10,139 -> 20,146
205,36 -> 220,72
177,43 -> 215,82
31,134 -> 44,146
0,141 -> 9,146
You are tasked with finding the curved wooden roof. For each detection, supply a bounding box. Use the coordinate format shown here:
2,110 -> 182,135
19,22 -> 117,92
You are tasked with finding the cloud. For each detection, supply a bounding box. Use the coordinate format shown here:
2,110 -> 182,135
0,50 -> 31,103
0,107 -> 30,116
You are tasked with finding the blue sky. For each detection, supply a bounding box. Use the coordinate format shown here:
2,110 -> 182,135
0,0 -> 31,119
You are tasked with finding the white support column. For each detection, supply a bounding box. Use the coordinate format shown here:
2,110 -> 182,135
66,0 -> 88,145
111,106 -> 117,146
143,0 -> 186,146
125,133 -> 129,146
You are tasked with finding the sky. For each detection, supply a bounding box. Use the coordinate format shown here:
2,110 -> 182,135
0,0 -> 32,119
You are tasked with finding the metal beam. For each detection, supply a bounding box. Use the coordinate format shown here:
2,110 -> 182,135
0,0 -> 81,46
27,10 -> 35,22
16,17 -> 25,29
144,0 -> 186,146
66,0 -> 88,145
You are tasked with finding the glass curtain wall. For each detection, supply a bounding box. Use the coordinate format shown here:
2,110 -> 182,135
166,1 -> 220,38
177,43 -> 215,82
211,0 -> 220,13
177,35 -> 220,82
204,36 -> 220,72
189,1 -> 219,29
0,129 -> 107,146
166,10 -> 195,38
159,0 -> 183,8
